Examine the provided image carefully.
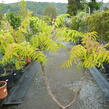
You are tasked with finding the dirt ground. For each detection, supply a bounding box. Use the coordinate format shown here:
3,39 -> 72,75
2,48 -> 109,109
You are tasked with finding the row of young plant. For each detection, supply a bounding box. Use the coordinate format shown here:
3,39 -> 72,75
0,6 -> 64,99
68,9 -> 109,77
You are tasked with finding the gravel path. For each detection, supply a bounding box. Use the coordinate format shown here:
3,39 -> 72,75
2,48 -> 109,109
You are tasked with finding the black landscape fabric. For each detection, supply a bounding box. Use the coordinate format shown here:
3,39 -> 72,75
3,62 -> 40,105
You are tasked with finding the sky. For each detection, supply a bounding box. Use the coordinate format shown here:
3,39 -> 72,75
0,0 -> 109,3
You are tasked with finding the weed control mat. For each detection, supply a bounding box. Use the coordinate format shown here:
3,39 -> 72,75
89,67 -> 109,100
3,62 -> 40,105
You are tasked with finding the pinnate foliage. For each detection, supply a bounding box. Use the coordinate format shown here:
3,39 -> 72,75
7,12 -> 21,29
2,42 -> 46,69
56,27 -> 83,42
64,32 -> 109,69
31,32 -> 62,52
30,16 -> 52,34
0,12 -> 63,69
55,14 -> 70,27
0,31 -> 14,54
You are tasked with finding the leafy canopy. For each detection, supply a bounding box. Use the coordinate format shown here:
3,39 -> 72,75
2,42 -> 46,69
64,32 -> 109,69
0,7 -> 63,69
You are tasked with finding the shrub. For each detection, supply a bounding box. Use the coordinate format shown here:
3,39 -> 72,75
64,32 -> 109,69
88,2 -> 102,13
7,12 -> 21,29
70,12 -> 88,32
0,13 -> 3,24
86,10 -> 109,43
41,16 -> 52,25
55,14 -> 70,28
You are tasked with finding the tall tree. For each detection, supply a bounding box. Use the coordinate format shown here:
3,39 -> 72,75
91,0 -> 96,2
67,0 -> 81,16
88,0 -> 102,13
44,5 -> 57,19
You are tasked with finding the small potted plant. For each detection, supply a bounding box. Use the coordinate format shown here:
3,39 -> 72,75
26,57 -> 32,66
0,62 -> 15,88
0,81 -> 8,100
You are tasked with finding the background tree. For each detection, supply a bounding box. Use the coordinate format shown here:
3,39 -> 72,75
67,0 -> 81,16
88,0 -> 102,13
0,2 -> 67,16
0,3 -> 4,10
44,5 -> 57,19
